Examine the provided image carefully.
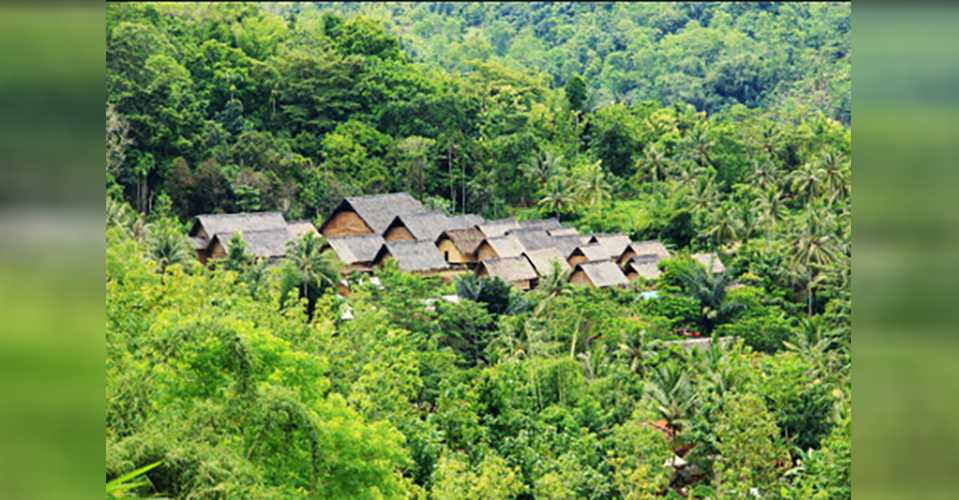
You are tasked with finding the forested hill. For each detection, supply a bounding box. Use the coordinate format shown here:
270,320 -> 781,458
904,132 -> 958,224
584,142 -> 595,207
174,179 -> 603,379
107,2 -> 850,250
307,2 -> 851,122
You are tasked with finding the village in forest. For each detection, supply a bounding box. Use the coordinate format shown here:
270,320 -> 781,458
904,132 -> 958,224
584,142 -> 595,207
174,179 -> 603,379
107,3 -> 851,498
189,191 -> 726,295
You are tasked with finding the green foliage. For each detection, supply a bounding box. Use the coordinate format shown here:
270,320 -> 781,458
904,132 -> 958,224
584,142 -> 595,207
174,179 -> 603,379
104,6 -> 852,496
714,392 -> 785,497
564,73 -> 587,111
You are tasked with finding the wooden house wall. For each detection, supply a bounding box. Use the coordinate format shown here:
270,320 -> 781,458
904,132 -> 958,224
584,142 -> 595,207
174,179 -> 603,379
384,225 -> 415,242
476,243 -> 499,262
568,254 -> 589,267
437,238 -> 474,264
322,211 -> 372,238
513,279 -> 532,291
569,270 -> 593,287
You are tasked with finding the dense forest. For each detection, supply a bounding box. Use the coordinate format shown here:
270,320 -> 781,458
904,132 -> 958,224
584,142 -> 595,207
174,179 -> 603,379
106,2 -> 851,498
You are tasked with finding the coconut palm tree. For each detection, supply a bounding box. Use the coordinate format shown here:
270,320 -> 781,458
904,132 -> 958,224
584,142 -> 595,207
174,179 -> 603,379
701,201 -> 743,251
538,175 -> 575,222
575,159 -> 611,217
639,145 -> 669,196
644,360 -> 700,435
784,204 -> 843,316
678,262 -> 743,333
679,122 -> 716,171
790,160 -> 825,206
816,148 -> 850,206
755,186 -> 789,251
144,218 -> 194,275
285,232 -> 342,312
520,150 -> 563,191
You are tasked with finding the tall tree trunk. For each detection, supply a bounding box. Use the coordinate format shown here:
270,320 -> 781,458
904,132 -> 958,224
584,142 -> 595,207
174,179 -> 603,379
448,141 -> 454,213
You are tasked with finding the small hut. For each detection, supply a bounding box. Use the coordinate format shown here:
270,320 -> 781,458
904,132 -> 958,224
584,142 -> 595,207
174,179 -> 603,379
547,226 -> 580,237
589,233 -> 633,261
517,218 -> 563,231
449,214 -> 486,228
692,253 -> 726,274
325,234 -> 386,274
287,220 -> 320,240
319,192 -> 426,238
624,254 -> 663,281
524,248 -> 571,277
384,211 -> 485,242
569,260 -> 629,288
567,243 -> 609,267
436,227 -> 486,265
477,218 -> 522,238
476,256 -> 538,290
505,228 -> 556,253
551,234 -> 587,258
372,240 -> 449,276
476,235 -> 524,261
189,212 -> 288,263
619,240 -> 671,265
207,228 -> 294,264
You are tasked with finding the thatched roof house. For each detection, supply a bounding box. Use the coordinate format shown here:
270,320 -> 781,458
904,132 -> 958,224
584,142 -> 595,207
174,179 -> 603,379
373,240 -> 449,275
589,233 -> 633,261
476,235 -> 524,261
619,240 -> 671,265
436,227 -> 486,265
524,248 -> 571,277
518,218 -> 563,231
207,228 -> 294,263
548,226 -> 580,237
449,214 -> 486,227
384,211 -> 485,242
624,254 -> 663,281
505,229 -> 556,253
569,259 -> 629,288
476,256 -> 538,290
325,234 -> 386,273
477,217 -> 522,238
551,234 -> 588,258
287,220 -> 320,240
692,253 -> 726,274
189,212 -> 289,262
567,243 -> 610,266
320,192 -> 426,237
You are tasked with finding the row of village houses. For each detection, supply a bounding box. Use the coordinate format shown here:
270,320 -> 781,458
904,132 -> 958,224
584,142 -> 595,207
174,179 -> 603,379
188,192 -> 725,290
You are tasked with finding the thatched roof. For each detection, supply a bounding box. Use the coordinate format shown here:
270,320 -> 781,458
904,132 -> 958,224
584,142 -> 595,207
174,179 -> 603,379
518,218 -> 563,231
625,254 -> 663,280
692,253 -> 726,274
524,248 -> 571,276
326,234 -> 386,264
385,211 -> 449,241
211,228 -> 294,259
191,212 -> 287,248
548,226 -> 580,237
437,227 -> 486,255
375,240 -> 449,272
478,217 -> 521,238
505,229 -> 556,252
321,192 -> 427,235
571,243 -> 610,262
482,235 -> 524,258
573,260 -> 629,288
449,214 -> 486,227
551,234 -> 587,257
626,240 -> 671,260
477,256 -> 538,283
589,233 -> 632,259
288,220 -> 319,239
